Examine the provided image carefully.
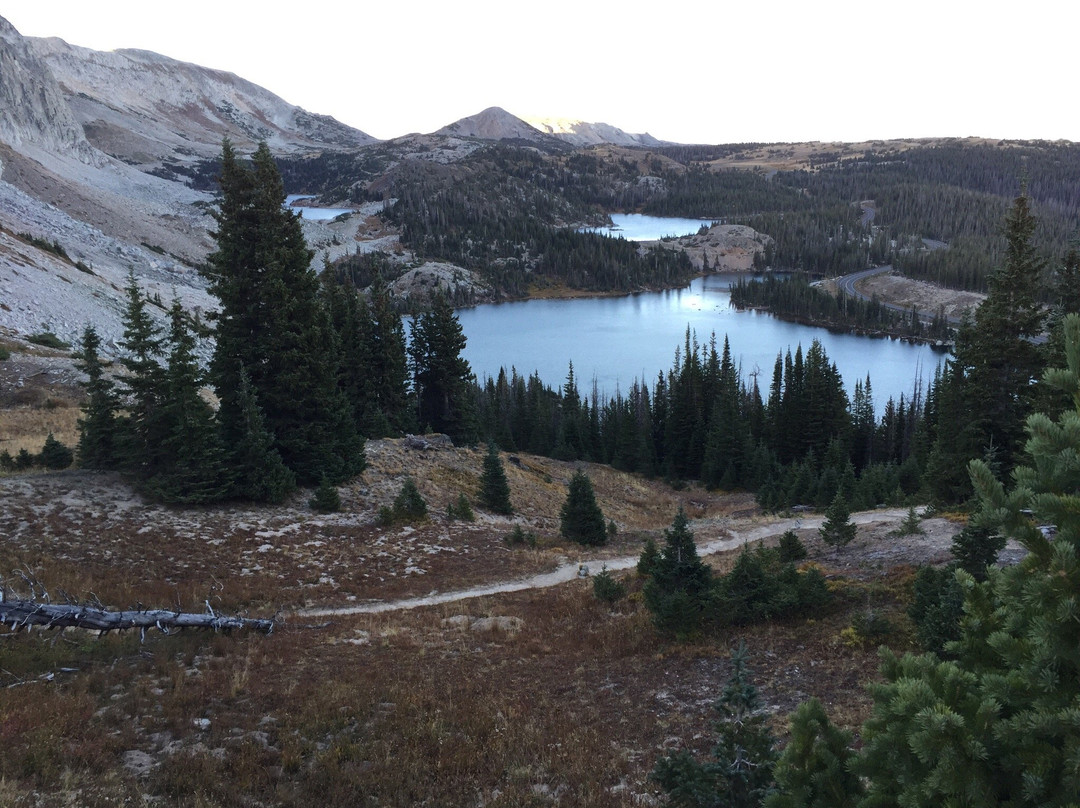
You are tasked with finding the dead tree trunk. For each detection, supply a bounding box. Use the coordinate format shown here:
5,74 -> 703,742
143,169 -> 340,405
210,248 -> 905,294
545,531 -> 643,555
0,596 -> 275,636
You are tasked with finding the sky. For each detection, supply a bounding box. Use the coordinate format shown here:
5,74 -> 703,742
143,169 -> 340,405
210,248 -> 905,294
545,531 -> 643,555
5,1 -> 1076,145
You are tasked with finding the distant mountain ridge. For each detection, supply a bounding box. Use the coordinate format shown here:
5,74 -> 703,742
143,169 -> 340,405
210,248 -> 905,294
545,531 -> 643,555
525,116 -> 666,148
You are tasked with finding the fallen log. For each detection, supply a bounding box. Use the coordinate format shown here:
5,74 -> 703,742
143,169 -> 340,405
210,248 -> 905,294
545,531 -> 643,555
0,596 -> 276,636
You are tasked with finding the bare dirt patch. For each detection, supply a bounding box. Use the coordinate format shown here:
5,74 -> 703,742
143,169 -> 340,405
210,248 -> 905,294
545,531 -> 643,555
856,271 -> 984,321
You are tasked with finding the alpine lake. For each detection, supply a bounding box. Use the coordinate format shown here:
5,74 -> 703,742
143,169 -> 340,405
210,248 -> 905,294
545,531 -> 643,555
454,215 -> 944,410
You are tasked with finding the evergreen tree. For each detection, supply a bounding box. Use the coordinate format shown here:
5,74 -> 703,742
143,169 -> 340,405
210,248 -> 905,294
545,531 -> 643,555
858,313 -> 1080,807
309,475 -> 342,513
409,294 -> 477,444
391,477 -> 427,522
148,299 -> 230,504
559,470 -> 606,546
765,698 -> 861,808
478,440 -> 513,514
73,325 -> 120,469
819,493 -> 856,547
115,273 -> 166,474
202,140 -> 364,487
949,515 -> 1005,580
228,367 -> 296,503
643,507 -> 713,637
653,642 -> 778,807
38,433 -> 73,470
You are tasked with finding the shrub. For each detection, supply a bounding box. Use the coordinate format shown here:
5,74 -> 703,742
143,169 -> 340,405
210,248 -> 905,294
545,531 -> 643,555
637,537 -> 660,577
820,493 -> 856,547
38,433 -> 73,470
851,609 -> 895,644
908,565 -> 963,654
0,344 -> 9,361
309,476 -> 341,513
389,477 -> 426,523
447,493 -> 475,521
592,566 -> 627,604
26,332 -> 70,350
504,524 -> 537,547
892,506 -> 924,536
717,544 -> 829,627
14,448 -> 35,470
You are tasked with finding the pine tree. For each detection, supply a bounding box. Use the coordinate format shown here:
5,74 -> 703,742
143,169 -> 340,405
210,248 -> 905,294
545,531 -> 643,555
38,433 -> 73,470
653,642 -> 778,807
202,140 -> 364,487
559,470 -> 606,546
819,493 -> 856,547
643,507 -> 713,637
409,294 -> 477,445
115,273 -> 166,474
765,698 -> 861,808
478,440 -> 513,514
309,475 -> 341,513
228,367 -> 296,504
73,325 -> 120,469
858,313 -> 1080,807
148,299 -> 230,504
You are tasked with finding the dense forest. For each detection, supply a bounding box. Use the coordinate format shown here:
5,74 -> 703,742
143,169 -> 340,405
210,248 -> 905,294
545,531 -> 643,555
261,137 -> 1080,300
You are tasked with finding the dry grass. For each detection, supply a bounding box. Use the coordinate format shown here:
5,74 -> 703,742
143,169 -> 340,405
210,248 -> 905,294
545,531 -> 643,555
0,361 -> 962,805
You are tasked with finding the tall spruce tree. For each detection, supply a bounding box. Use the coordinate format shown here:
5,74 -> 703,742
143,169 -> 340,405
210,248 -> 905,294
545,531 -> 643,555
148,299 -> 229,504
115,273 -> 167,475
73,324 -> 120,469
202,140 -> 364,487
857,313 -> 1080,807
927,190 -> 1046,503
478,440 -> 513,514
409,293 -> 477,444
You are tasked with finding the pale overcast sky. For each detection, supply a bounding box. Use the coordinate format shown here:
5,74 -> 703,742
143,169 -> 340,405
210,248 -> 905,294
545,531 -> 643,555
5,1 -> 1075,145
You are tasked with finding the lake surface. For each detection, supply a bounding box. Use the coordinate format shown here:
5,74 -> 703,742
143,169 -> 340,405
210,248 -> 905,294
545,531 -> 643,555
456,274 -> 943,410
285,194 -> 355,221
585,213 -> 715,241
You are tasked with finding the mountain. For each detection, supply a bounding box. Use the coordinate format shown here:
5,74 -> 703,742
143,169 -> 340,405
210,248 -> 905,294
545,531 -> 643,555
28,35 -> 378,172
0,17 -> 94,161
524,116 -> 666,148
435,107 -> 556,143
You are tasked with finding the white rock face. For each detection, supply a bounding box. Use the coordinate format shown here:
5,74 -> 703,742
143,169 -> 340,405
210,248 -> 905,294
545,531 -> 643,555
0,17 -> 95,161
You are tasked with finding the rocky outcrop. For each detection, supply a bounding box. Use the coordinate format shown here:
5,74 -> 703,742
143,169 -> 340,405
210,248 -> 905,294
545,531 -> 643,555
653,224 -> 774,272
387,262 -> 492,306
0,17 -> 94,161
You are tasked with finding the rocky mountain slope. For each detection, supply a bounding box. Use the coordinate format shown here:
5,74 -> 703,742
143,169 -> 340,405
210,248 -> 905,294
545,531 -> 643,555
525,115 -> 666,147
0,15 -> 381,354
435,106 -> 556,143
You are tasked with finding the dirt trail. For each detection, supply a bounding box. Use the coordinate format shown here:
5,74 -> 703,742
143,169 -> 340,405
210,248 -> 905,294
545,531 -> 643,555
298,508 -> 912,618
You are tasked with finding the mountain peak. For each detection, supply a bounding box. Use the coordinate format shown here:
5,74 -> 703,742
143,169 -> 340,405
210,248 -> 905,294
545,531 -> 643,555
435,107 -> 549,142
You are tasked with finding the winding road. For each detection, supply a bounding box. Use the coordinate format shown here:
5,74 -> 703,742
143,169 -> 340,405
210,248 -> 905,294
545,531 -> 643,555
298,508 -> 914,618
